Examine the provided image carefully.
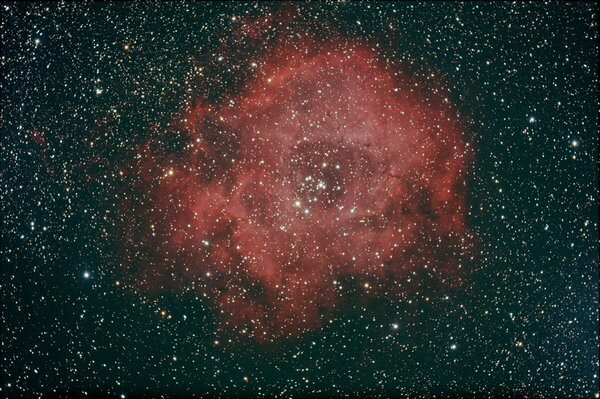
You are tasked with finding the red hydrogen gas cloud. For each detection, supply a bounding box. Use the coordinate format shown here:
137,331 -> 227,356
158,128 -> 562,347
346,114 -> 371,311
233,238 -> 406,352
123,36 -> 473,341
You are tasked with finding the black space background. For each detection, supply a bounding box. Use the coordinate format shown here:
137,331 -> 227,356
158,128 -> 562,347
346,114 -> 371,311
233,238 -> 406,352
1,2 -> 598,398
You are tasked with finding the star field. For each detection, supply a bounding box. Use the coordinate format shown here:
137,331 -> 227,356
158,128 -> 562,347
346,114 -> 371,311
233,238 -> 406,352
1,2 -> 598,398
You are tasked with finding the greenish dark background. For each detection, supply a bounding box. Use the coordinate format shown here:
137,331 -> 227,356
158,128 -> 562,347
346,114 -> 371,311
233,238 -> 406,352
1,2 -> 597,398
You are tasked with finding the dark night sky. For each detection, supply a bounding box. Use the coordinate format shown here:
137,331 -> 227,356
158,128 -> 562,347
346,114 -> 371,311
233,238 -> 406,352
1,2 -> 598,398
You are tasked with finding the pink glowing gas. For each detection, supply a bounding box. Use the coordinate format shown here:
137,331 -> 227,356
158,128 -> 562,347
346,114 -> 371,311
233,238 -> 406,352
122,35 -> 473,341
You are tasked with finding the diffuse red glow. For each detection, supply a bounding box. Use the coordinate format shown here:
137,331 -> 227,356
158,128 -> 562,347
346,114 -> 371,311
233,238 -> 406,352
123,36 -> 473,341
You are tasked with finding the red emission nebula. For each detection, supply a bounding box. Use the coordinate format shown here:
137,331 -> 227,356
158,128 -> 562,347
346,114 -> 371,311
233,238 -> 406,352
123,36 -> 474,341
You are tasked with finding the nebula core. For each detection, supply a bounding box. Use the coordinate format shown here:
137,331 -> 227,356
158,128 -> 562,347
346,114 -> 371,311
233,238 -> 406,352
124,36 -> 473,341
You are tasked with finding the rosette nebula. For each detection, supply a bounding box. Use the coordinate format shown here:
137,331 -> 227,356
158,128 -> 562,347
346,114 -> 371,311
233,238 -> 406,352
123,37 -> 473,341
